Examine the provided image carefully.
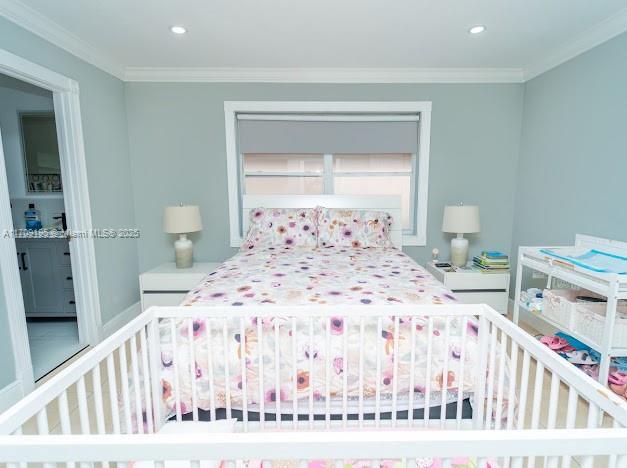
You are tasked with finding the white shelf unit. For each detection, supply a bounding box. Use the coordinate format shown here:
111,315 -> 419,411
513,234 -> 627,386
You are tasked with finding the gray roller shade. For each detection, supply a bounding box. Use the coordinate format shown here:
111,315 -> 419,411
237,117 -> 419,154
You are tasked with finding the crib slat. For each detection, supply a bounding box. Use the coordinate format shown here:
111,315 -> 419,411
275,319 -> 282,428
292,317 -> 298,430
375,316 -> 382,427
188,320 -> 198,422
494,329 -> 508,429
118,343 -> 134,432
308,316 -> 314,429
440,316 -> 451,429
240,317 -> 248,430
223,318 -> 232,419
547,372 -> 560,429
608,419 -> 620,468
36,407 -> 48,430
130,334 -> 144,433
36,409 -> 56,468
424,316 -> 434,427
408,316 -> 417,427
358,316 -> 365,427
484,323 -> 498,429
530,362 -> 544,430
139,326 -> 154,433
76,376 -> 90,435
325,317 -> 331,429
147,319 -> 162,430
516,350 -> 531,430
342,316 -> 349,427
92,365 -> 106,434
560,387 -> 579,468
205,318 -> 216,422
169,319 -> 182,422
545,372 -> 561,468
473,315 -> 489,429
505,341 -> 519,430
456,315 -> 468,428
58,391 -> 72,435
580,403 -> 599,468
257,317 -> 265,428
392,315 -> 400,427
527,360 -> 545,468
106,354 -> 121,434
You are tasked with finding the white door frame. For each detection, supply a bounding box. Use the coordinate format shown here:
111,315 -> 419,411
0,48 -> 102,394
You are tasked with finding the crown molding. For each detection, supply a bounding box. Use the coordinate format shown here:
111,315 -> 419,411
0,0 -> 125,80
124,67 -> 525,83
523,6 -> 627,81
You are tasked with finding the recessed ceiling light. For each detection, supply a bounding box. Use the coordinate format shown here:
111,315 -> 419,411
170,25 -> 187,35
469,25 -> 486,35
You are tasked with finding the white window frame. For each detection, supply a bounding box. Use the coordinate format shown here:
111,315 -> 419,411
224,101 -> 432,247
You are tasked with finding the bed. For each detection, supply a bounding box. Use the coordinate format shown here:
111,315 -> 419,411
157,195 -> 482,422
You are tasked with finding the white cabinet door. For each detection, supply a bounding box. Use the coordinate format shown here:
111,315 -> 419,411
18,250 -> 35,313
16,239 -> 74,317
24,242 -> 63,314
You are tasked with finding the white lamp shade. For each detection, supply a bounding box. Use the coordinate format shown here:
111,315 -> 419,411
442,205 -> 480,234
163,205 -> 203,234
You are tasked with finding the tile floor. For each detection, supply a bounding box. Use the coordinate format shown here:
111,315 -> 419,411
27,319 -> 86,380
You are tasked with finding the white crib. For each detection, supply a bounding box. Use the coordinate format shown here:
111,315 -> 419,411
1,304 -> 627,467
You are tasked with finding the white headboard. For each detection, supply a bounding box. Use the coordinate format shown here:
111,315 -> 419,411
242,195 -> 403,248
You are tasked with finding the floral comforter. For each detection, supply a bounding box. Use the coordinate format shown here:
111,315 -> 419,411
158,248 -> 489,418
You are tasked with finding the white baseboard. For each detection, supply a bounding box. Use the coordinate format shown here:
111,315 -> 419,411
102,301 -> 141,339
0,380 -> 23,413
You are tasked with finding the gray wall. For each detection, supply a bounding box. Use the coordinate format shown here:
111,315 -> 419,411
126,82 -> 524,272
0,17 -> 139,389
510,30 -> 627,287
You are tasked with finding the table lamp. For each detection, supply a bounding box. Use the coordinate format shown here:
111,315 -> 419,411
442,204 -> 480,267
163,204 -> 202,268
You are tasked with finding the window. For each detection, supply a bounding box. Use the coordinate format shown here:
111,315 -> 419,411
225,102 -> 432,247
242,153 -> 415,231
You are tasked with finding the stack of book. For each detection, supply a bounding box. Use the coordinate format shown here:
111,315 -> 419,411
473,251 -> 510,273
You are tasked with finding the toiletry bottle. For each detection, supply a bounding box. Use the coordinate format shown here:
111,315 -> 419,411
25,203 -> 42,230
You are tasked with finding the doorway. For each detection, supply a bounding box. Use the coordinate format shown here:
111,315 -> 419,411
0,49 -> 102,395
0,76 -> 84,379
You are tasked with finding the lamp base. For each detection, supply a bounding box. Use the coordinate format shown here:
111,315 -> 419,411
450,234 -> 469,268
174,234 -> 193,268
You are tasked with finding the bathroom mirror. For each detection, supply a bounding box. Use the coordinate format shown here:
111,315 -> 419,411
19,112 -> 63,193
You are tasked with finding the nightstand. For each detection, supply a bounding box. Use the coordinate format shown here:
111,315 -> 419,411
139,262 -> 221,311
425,262 -> 510,314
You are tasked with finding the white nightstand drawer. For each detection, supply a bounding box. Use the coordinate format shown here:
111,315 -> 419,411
454,291 -> 509,313
142,292 -> 188,309
141,273 -> 208,291
139,262 -> 222,312
444,273 -> 509,291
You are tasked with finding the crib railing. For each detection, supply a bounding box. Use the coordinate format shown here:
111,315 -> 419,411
1,304 -> 626,467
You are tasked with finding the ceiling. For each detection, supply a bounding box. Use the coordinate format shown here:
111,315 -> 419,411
2,0 -> 627,82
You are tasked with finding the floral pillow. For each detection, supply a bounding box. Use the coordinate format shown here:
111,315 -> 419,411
317,207 -> 393,248
240,207 -> 318,251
